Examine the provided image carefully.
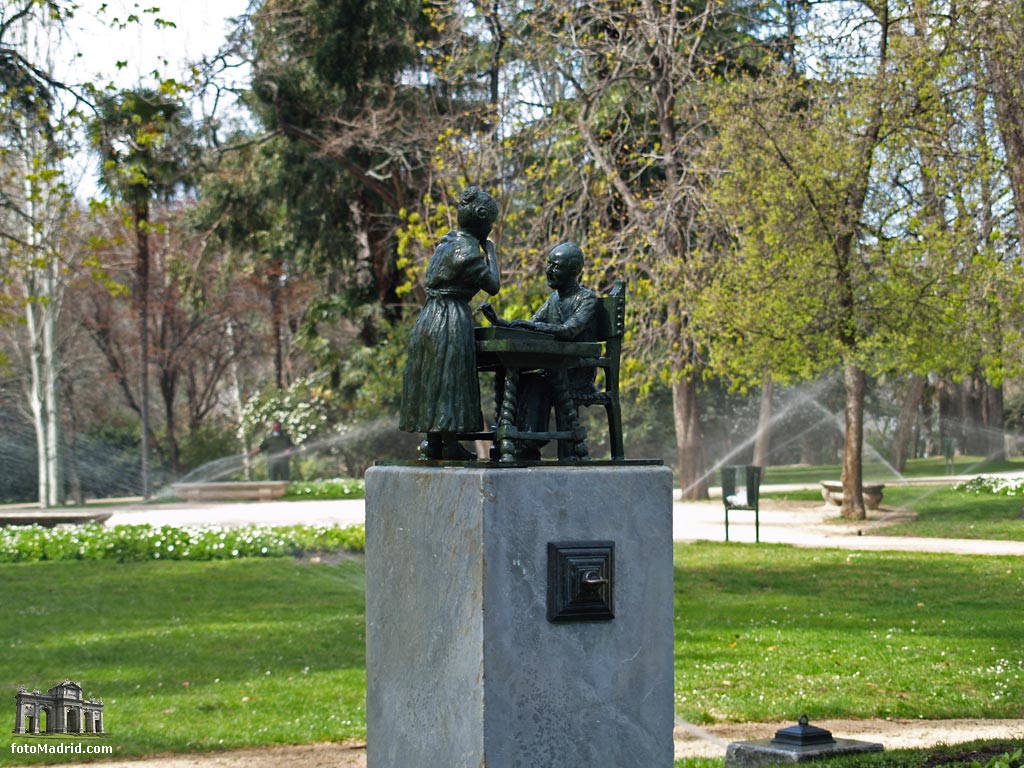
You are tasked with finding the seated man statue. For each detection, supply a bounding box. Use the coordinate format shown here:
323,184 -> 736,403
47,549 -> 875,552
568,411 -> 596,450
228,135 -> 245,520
482,242 -> 598,460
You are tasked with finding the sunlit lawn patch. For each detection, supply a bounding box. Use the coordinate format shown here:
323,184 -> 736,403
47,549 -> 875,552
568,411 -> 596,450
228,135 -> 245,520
760,456 -> 1024,486
673,543 -> 1024,724
0,558 -> 366,765
1,544 -> 1022,764
762,482 -> 1024,541
283,478 -> 365,500
871,486 -> 1024,541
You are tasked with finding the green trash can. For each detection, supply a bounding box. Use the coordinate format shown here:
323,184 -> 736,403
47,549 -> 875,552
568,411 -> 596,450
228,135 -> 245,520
721,465 -> 762,543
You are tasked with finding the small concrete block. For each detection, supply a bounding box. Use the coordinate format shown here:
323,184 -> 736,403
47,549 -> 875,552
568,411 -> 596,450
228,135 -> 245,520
726,738 -> 884,768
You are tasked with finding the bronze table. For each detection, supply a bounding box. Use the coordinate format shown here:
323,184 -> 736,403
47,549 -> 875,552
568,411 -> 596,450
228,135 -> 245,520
474,326 -> 602,462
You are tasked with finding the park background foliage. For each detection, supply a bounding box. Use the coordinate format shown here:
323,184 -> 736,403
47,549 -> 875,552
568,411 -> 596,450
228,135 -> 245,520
3,1 -> 1024,518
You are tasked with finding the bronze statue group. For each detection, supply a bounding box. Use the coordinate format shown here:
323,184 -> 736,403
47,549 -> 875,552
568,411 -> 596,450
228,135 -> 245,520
399,187 -> 599,461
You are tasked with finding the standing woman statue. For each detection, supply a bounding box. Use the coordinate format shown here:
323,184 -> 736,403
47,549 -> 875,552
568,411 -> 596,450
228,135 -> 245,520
399,187 -> 501,460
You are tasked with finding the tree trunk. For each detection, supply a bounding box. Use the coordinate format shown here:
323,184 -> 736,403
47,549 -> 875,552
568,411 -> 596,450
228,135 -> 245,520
919,380 -> 936,457
666,297 -> 707,500
800,433 -> 817,466
960,375 -> 985,456
889,373 -> 925,473
135,199 -> 152,499
64,376 -> 84,505
160,366 -> 180,480
226,320 -> 253,480
268,259 -> 284,390
665,296 -> 706,499
15,9 -> 63,508
936,377 -> 957,452
841,362 -> 866,520
980,5 -> 1024,251
21,158 -> 61,507
672,371 -> 707,500
25,301 -> 48,507
983,381 -> 1005,461
752,373 -> 773,469
43,253 -> 61,507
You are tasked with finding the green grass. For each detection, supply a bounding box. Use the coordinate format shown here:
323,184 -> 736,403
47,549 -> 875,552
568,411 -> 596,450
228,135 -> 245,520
283,478 -> 365,500
0,524 -> 365,563
1,558 -> 367,764
758,455 -> 1024,485
762,484 -> 1024,540
761,487 -> 827,502
3,545 -> 1024,764
674,543 -> 1023,723
872,486 -> 1024,540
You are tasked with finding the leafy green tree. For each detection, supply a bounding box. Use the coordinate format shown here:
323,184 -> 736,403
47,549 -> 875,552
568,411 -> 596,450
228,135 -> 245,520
966,1 -> 1024,253
87,87 -> 197,498
697,1 -> 1024,518
0,0 -> 87,506
415,0 -> 775,491
199,0 -> 447,367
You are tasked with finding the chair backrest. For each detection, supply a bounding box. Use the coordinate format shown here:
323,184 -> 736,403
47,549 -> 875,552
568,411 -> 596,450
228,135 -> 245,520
592,281 -> 626,342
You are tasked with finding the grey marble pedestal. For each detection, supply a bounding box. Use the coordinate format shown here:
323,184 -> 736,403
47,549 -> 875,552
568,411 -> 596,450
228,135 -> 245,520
364,464 -> 675,768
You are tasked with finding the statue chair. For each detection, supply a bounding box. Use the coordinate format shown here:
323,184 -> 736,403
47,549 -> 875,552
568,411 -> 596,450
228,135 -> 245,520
559,280 -> 626,461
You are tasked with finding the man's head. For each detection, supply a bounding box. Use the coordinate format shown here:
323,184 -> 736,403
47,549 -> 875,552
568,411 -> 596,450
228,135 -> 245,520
546,242 -> 584,291
271,421 -> 282,432
456,187 -> 499,240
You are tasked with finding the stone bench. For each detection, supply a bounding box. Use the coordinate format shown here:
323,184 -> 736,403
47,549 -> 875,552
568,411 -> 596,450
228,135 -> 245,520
171,481 -> 290,502
820,481 -> 884,510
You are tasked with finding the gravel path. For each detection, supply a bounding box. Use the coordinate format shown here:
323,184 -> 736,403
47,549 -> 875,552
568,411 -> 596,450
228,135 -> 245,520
52,718 -> 1024,766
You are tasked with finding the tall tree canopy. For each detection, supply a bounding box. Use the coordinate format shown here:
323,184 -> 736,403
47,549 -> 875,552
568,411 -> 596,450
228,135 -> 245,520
696,0 -> 1024,518
88,87 -> 197,497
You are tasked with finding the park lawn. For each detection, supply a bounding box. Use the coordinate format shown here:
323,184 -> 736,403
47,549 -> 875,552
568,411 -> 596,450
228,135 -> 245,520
762,485 -> 1024,540
873,485 -> 1024,541
0,558 -> 367,765
758,455 -> 1024,485
2,545 -> 1023,764
674,543 -> 1023,724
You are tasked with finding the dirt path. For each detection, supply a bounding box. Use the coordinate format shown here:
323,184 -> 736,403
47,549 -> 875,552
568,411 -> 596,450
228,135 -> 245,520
53,719 -> 1024,766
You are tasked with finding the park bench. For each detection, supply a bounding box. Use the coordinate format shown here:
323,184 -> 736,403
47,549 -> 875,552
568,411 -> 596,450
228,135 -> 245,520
819,481 -> 885,510
0,511 -> 112,527
171,481 -> 289,502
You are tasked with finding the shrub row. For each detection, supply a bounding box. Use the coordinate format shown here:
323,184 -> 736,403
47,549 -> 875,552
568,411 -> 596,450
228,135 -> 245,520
284,477 -> 366,499
0,523 -> 365,563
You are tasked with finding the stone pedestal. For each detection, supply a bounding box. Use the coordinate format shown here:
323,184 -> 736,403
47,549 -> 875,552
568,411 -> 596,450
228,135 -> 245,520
364,464 -> 675,768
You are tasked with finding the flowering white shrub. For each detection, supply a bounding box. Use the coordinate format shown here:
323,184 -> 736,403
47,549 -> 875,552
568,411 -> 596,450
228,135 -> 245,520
286,478 -> 365,499
0,523 -> 364,563
953,473 -> 1024,496
238,375 -> 335,447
